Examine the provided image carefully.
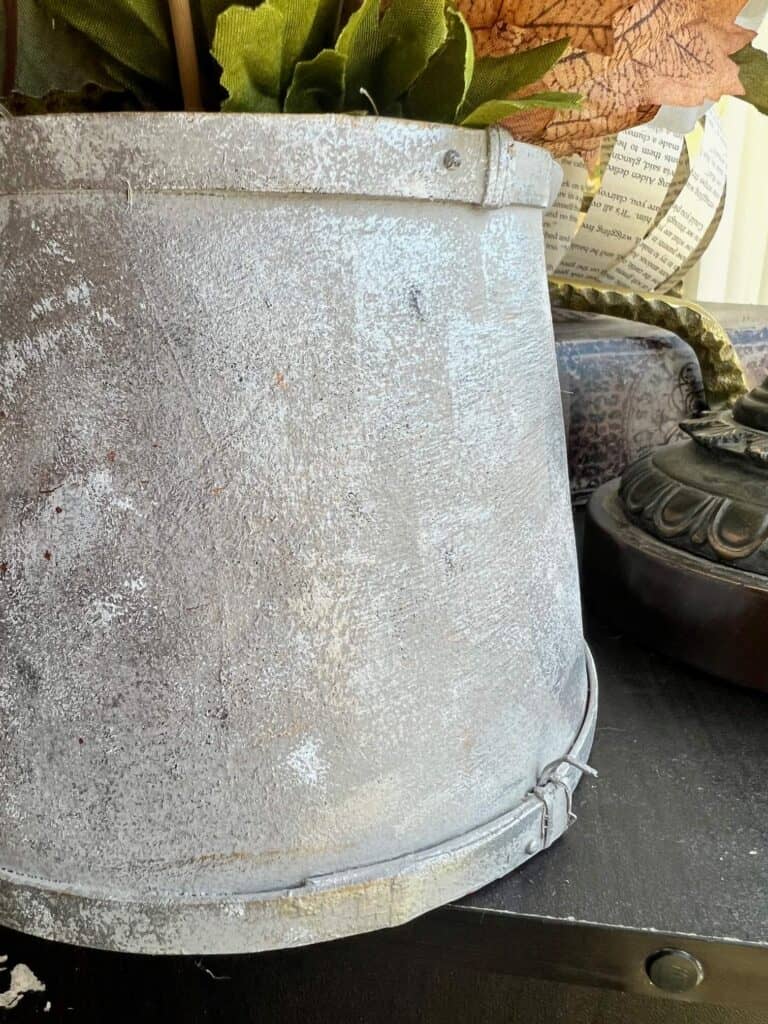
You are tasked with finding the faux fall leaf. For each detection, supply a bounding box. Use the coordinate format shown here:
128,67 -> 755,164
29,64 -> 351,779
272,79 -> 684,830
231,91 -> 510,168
459,0 -> 755,161
456,0 -> 637,57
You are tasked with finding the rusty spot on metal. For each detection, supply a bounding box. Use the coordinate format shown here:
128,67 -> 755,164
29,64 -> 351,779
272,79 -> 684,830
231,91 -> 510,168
106,450 -> 117,462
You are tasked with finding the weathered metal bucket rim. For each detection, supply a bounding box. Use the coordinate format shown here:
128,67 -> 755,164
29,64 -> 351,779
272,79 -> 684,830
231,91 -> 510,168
0,646 -> 597,956
0,111 -> 561,209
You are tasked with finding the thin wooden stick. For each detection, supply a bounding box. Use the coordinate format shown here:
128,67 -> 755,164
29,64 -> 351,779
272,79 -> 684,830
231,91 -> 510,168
167,0 -> 203,111
2,0 -> 18,97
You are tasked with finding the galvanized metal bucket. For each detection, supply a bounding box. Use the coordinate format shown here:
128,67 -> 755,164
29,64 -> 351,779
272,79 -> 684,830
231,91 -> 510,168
0,113 -> 596,954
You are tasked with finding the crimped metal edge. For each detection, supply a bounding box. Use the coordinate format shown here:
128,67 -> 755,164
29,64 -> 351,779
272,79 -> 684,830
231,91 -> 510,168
0,113 -> 559,209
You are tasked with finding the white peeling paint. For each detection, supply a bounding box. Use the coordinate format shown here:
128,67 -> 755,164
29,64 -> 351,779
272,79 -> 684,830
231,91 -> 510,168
43,238 -> 75,263
96,309 -> 120,327
90,593 -> 126,628
90,576 -> 148,628
113,495 -> 137,513
0,324 -> 67,403
87,469 -> 115,499
65,281 -> 91,306
86,470 -> 139,515
0,960 -> 46,1010
286,738 -> 328,788
224,903 -> 246,918
30,296 -> 58,321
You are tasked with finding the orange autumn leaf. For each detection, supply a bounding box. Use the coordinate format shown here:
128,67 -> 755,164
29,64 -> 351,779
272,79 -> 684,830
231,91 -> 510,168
456,0 -> 637,56
460,0 -> 755,161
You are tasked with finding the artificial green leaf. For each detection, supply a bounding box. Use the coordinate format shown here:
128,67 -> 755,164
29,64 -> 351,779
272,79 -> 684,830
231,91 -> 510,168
374,0 -> 447,110
212,4 -> 284,113
732,43 -> 768,116
2,83 -> 141,114
404,5 -> 473,123
460,90 -> 581,128
337,0 -> 447,112
96,55 -> 175,108
284,48 -> 346,113
212,0 -> 340,109
199,0 -> 234,43
461,38 -> 570,117
39,0 -> 177,91
273,0 -> 339,89
335,0 -> 380,106
1,0 -> 122,98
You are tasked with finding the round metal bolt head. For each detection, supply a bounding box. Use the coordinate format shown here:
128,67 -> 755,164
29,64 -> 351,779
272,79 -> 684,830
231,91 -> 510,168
646,950 -> 704,993
525,839 -> 539,855
443,149 -> 462,169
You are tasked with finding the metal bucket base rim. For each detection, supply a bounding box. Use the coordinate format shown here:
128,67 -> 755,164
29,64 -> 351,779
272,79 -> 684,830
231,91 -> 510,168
0,646 -> 597,955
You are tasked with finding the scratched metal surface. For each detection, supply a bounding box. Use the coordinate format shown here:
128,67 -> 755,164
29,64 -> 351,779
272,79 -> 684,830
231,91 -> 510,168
0,114 -> 590,953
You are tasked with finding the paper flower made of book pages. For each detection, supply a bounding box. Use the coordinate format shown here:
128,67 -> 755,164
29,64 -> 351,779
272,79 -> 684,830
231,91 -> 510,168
544,110 -> 727,292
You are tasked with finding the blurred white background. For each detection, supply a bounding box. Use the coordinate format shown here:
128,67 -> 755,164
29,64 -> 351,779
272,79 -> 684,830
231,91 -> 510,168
685,16 -> 768,304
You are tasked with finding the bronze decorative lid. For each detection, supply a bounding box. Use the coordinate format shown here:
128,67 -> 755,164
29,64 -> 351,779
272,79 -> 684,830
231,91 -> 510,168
618,383 -> 768,575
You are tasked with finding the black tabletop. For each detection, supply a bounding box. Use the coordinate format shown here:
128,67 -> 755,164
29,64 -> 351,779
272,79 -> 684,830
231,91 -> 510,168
458,621 -> 768,947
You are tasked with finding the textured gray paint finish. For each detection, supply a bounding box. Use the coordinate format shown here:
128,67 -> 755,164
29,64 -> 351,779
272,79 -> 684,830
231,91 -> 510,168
0,114 -> 594,954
